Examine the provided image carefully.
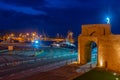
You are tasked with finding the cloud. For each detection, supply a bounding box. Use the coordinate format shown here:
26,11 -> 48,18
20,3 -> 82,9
0,2 -> 46,15
44,0 -> 81,8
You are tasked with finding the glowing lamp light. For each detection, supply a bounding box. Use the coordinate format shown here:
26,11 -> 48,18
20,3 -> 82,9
99,58 -> 103,67
116,78 -> 119,80
106,17 -> 110,24
113,73 -> 117,76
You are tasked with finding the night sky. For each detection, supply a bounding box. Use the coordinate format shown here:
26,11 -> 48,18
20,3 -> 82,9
0,0 -> 120,37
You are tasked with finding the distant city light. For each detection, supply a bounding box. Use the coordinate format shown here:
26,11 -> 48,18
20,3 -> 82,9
56,44 -> 60,47
35,40 -> 39,44
106,17 -> 110,24
26,33 -> 29,36
32,33 -> 35,36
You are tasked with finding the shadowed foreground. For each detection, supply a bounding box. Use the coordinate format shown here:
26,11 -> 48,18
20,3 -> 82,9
74,68 -> 120,80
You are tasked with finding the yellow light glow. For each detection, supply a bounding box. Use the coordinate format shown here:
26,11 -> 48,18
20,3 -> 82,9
78,52 -> 80,63
11,33 -> 14,37
100,59 -> 103,67
32,33 -> 35,36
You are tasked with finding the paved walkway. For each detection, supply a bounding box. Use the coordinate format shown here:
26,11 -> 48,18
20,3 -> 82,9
20,62 -> 97,80
0,59 -> 76,80
0,62 -> 96,80
76,62 -> 97,73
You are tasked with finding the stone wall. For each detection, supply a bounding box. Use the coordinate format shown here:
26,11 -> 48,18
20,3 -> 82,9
78,24 -> 120,72
78,36 -> 98,64
98,35 -> 120,72
81,24 -> 111,36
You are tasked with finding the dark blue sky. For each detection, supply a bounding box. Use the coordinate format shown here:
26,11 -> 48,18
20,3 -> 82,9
0,0 -> 119,37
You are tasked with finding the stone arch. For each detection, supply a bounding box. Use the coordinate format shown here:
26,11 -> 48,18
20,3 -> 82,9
78,36 -> 98,64
84,40 -> 98,63
78,24 -> 120,72
78,24 -> 111,66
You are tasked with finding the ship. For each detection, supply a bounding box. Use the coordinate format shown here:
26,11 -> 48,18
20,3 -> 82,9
51,41 -> 76,49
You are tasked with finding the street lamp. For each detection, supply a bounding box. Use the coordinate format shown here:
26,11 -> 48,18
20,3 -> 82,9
106,17 -> 110,24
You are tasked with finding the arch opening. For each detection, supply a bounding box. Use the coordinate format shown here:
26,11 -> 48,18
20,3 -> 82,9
84,41 -> 98,63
